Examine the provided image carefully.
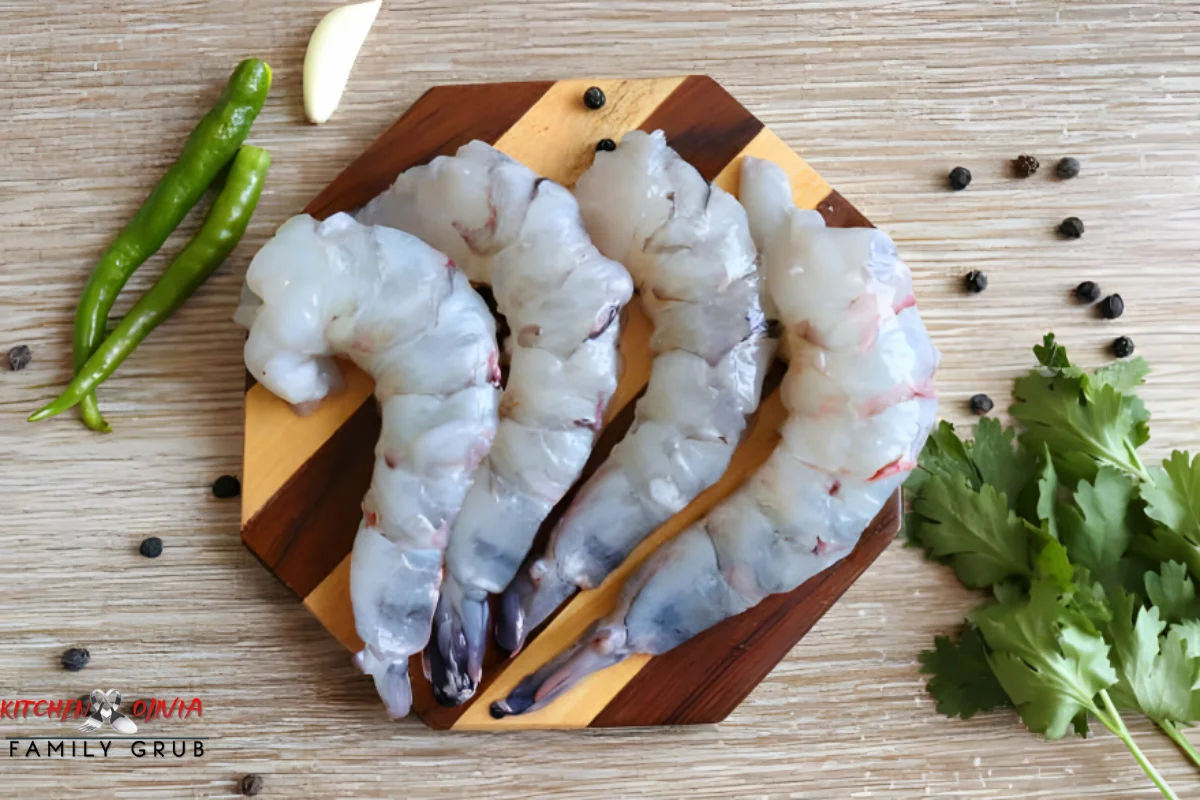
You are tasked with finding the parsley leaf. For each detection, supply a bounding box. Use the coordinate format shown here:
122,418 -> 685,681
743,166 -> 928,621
919,625 -> 1013,719
974,578 -> 1118,740
1092,358 -> 1152,394
911,475 -> 1032,589
1033,333 -> 1150,395
1037,445 -> 1060,541
1142,451 -> 1200,546
1059,468 -> 1136,581
1107,590 -> 1200,725
1145,562 -> 1200,624
970,418 -> 1036,511
907,420 -> 979,496
1011,335 -> 1152,485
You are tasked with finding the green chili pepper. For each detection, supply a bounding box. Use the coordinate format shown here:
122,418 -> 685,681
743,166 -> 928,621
31,146 -> 271,425
71,58 -> 272,432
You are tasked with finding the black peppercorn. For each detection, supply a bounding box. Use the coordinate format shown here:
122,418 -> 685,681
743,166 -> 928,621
62,648 -> 90,671
1013,154 -> 1040,177
1056,157 -> 1081,179
212,475 -> 241,499
969,394 -> 995,415
1059,217 -> 1085,238
7,345 -> 31,371
964,271 -> 988,293
1099,293 -> 1125,320
241,774 -> 265,796
582,86 -> 606,110
595,138 -> 616,152
1113,336 -> 1135,359
1074,281 -> 1101,303
139,536 -> 163,559
948,166 -> 972,191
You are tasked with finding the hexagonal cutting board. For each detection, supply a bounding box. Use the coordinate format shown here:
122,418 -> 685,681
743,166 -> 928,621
240,76 -> 901,730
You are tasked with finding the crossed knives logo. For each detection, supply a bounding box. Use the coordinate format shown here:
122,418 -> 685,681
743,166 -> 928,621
76,690 -> 137,734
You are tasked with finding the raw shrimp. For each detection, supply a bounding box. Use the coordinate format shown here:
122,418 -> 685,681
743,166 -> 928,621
491,156 -> 938,717
497,130 -> 776,654
358,142 -> 634,705
238,212 -> 501,718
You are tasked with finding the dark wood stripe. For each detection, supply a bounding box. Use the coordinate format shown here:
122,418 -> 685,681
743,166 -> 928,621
817,189 -> 874,229
638,75 -> 764,181
241,398 -> 380,598
591,492 -> 901,727
305,81 -> 554,220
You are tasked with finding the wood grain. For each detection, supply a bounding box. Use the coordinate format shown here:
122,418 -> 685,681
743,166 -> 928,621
4,0 -> 1200,796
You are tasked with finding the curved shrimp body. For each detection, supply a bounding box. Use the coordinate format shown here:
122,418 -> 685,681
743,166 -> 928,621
358,142 -> 634,705
497,130 -> 777,653
239,213 -> 501,719
492,157 -> 938,718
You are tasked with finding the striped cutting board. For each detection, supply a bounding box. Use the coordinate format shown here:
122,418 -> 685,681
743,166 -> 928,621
241,76 -> 902,730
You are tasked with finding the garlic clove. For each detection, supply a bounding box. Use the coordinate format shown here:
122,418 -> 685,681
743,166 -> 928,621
303,0 -> 382,124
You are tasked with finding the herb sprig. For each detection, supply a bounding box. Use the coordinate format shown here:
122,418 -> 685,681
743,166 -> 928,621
909,334 -> 1198,798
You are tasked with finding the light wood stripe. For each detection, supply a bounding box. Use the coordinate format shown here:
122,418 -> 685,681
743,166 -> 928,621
241,364 -> 374,527
304,556 -> 362,652
494,77 -> 686,187
712,126 -> 833,207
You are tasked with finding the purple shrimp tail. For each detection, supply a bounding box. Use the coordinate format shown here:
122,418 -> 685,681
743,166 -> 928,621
489,621 -> 630,718
496,557 -> 579,654
425,589 -> 489,707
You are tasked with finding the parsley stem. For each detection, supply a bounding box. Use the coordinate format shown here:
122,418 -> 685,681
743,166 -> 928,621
1155,718 -> 1200,774
1097,690 -> 1178,799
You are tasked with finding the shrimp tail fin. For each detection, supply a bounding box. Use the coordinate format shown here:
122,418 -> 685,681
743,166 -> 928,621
496,557 -> 578,654
355,649 -> 413,720
489,620 -> 630,718
426,584 -> 488,706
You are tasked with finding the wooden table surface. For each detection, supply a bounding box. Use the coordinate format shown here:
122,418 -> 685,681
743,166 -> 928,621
3,1 -> 1200,797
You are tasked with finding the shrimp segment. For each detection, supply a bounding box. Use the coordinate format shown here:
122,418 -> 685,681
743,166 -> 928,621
492,157 -> 939,718
497,130 -> 776,653
239,213 -> 501,718
358,142 -> 634,705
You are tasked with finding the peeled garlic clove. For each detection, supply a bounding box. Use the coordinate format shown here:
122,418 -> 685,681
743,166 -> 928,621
303,0 -> 382,124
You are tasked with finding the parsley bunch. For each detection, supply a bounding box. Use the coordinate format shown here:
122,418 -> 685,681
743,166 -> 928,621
909,334 -> 1200,799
